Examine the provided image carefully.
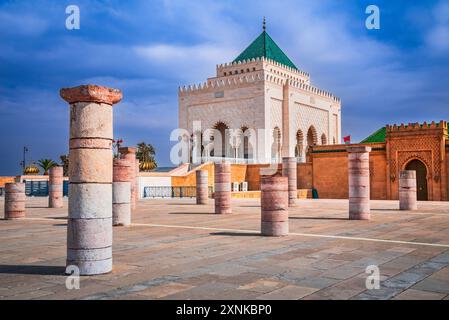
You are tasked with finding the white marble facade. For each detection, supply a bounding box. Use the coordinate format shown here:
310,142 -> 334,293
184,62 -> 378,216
178,57 -> 341,164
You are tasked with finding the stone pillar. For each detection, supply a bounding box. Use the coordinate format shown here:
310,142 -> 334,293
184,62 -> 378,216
113,159 -> 132,226
4,183 -> 26,219
399,170 -> 418,210
119,147 -> 137,210
61,84 -> 122,275
196,170 -> 208,205
49,166 -> 64,208
214,163 -> 231,214
135,160 -> 140,201
260,175 -> 288,236
347,146 -> 372,220
282,157 -> 297,206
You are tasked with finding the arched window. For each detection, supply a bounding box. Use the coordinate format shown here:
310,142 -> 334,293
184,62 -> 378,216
241,126 -> 251,159
321,133 -> 327,145
212,122 -> 229,158
307,126 -> 317,147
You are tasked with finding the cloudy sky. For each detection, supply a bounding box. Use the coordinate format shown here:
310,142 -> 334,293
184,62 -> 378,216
1,0 -> 448,175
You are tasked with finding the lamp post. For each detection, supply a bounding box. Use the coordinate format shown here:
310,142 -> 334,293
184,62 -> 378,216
19,146 -> 29,173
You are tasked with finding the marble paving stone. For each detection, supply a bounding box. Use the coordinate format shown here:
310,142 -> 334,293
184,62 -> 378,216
257,285 -> 319,300
2,197 -> 449,300
393,289 -> 446,300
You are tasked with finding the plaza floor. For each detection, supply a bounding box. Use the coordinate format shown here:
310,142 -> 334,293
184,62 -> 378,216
1,196 -> 449,300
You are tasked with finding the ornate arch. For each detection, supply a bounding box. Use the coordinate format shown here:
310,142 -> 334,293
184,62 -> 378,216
402,155 -> 431,178
212,120 -> 230,130
210,121 -> 230,158
321,133 -> 327,145
307,125 -> 318,146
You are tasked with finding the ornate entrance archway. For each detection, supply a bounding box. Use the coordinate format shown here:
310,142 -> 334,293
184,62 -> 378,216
405,159 -> 428,201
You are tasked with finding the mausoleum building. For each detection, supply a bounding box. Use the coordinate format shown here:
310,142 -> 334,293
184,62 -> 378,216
179,23 -> 341,164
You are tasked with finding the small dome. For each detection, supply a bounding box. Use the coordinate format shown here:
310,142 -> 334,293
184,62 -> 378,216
139,161 -> 156,172
24,165 -> 39,175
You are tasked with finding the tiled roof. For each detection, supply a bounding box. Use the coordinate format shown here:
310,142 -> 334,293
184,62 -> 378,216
361,124 -> 449,143
233,31 -> 298,70
361,127 -> 386,143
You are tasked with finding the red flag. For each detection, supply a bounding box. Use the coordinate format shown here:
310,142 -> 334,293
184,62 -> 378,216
343,135 -> 351,144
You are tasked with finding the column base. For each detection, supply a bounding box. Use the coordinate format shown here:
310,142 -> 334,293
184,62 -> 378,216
261,221 -> 289,236
349,212 -> 371,220
66,258 -> 112,276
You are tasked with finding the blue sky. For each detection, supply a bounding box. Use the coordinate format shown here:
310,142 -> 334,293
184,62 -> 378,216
1,0 -> 448,175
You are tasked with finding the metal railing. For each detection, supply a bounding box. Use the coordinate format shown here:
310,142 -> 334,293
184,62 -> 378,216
199,156 -> 306,164
24,180 -> 69,197
201,157 -> 258,164
143,186 -> 214,199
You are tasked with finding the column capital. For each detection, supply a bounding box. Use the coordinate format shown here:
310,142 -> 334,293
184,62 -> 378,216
347,146 -> 372,153
60,84 -> 122,105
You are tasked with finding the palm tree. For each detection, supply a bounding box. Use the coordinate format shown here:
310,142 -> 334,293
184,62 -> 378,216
37,159 -> 57,175
60,155 -> 69,176
136,142 -> 157,171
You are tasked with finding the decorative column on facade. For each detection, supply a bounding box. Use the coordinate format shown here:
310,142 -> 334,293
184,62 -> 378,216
347,146 -> 372,220
113,159 -> 132,226
282,157 -> 297,206
61,84 -> 122,275
48,166 -> 64,208
260,174 -> 289,236
119,147 -> 137,209
281,81 -> 291,158
4,182 -> 26,219
399,170 -> 418,210
196,170 -> 209,205
214,163 -> 232,214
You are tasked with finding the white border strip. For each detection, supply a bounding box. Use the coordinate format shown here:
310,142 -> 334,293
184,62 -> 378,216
14,218 -> 449,248
132,222 -> 449,248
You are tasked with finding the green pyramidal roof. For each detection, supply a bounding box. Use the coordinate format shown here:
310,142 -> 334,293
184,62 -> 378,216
361,127 -> 386,143
233,31 -> 298,70
362,124 -> 449,143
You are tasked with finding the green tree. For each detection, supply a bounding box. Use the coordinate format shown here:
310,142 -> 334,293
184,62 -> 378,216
60,154 -> 69,176
136,142 -> 157,171
37,158 -> 57,175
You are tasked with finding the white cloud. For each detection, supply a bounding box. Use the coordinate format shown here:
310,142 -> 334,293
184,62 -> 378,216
133,43 -> 239,83
0,11 -> 48,36
425,1 -> 449,53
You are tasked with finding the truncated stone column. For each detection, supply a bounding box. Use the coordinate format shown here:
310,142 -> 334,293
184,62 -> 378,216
347,146 -> 372,220
4,183 -> 26,219
261,175 -> 288,236
61,84 -> 122,275
214,163 -> 231,214
49,166 -> 64,208
119,147 -> 137,210
135,160 -> 140,201
113,159 -> 132,226
399,170 -> 418,210
282,157 -> 297,206
196,170 -> 209,205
